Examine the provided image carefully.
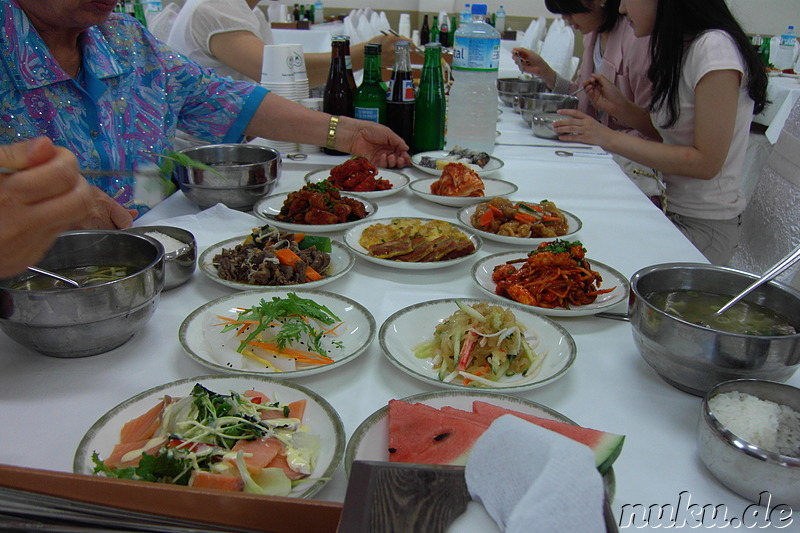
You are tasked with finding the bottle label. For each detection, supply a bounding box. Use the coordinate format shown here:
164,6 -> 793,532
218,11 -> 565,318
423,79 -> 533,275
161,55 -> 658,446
355,107 -> 380,122
452,35 -> 500,71
387,79 -> 416,102
345,56 -> 353,70
779,35 -> 796,46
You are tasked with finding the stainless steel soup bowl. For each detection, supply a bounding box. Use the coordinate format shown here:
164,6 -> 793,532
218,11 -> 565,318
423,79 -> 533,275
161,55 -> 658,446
530,112 -> 565,139
174,143 -> 281,210
0,230 -> 165,358
629,263 -> 800,396
698,379 -> 800,508
125,225 -> 196,290
497,77 -> 548,109
521,93 -> 579,125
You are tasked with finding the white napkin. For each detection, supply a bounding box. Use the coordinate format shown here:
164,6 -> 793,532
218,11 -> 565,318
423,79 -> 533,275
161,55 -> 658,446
465,415 -> 605,533
519,18 -> 546,54
540,18 -> 575,80
145,203 -> 262,249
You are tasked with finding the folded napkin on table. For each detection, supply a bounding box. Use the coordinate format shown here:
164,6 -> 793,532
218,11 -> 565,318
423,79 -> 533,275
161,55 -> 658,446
144,203 -> 262,250
465,415 -> 605,533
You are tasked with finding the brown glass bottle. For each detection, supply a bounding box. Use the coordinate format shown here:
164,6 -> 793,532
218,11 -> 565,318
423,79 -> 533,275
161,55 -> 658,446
337,35 -> 358,94
323,37 -> 354,155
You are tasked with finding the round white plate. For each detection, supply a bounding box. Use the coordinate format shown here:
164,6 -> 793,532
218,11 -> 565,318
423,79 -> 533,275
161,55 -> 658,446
379,298 -> 576,391
411,151 -> 505,176
456,202 -> 583,246
408,177 -> 518,207
471,252 -> 630,317
303,168 -> 410,199
342,218 -> 482,270
199,236 -> 355,291
344,390 -> 579,475
179,289 -> 376,376
74,374 -> 345,499
252,192 -> 377,233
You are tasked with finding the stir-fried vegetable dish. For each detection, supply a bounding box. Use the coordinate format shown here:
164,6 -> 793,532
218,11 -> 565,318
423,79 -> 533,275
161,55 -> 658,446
413,301 -> 545,387
471,197 -> 569,238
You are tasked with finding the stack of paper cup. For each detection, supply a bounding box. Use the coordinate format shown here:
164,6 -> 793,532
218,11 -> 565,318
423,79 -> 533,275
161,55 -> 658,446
261,44 -> 311,153
298,97 -> 323,153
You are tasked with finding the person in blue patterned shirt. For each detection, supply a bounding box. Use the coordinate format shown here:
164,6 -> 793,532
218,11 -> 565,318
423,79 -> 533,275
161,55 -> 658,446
0,0 -> 410,227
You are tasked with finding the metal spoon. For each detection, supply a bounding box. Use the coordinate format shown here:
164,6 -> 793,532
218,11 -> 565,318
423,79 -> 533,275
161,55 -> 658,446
27,266 -> 81,288
714,243 -> 800,317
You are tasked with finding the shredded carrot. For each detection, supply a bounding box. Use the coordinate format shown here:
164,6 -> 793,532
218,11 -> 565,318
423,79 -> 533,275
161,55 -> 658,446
246,340 -> 333,364
513,212 -> 541,225
321,322 -> 344,336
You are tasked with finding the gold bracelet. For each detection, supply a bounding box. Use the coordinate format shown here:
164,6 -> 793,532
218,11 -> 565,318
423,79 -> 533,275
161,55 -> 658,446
326,115 -> 339,150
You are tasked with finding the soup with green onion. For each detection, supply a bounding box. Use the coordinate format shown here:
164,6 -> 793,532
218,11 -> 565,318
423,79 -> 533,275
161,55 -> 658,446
646,290 -> 797,336
12,265 -> 131,290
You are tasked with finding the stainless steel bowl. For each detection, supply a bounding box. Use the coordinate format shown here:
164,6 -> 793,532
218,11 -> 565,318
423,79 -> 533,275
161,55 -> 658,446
496,77 -> 548,109
629,263 -> 800,396
698,379 -> 800,508
521,93 -> 579,125
530,112 -> 564,139
125,225 -> 196,290
0,230 -> 164,357
174,144 -> 281,210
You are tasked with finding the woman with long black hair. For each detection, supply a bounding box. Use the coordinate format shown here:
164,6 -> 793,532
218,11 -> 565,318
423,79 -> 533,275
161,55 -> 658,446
554,0 -> 768,264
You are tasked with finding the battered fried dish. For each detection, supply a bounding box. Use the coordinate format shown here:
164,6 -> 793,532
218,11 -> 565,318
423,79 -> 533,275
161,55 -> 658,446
429,163 -> 485,197
471,197 -> 569,238
327,157 -> 392,192
277,182 -> 368,225
359,219 -> 476,262
492,240 -> 615,309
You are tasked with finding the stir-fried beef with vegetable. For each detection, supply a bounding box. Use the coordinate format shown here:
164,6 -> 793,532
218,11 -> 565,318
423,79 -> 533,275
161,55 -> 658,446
213,225 -> 331,286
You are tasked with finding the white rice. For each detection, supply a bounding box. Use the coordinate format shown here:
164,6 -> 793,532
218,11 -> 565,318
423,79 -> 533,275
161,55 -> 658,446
708,391 -> 800,457
145,231 -> 189,254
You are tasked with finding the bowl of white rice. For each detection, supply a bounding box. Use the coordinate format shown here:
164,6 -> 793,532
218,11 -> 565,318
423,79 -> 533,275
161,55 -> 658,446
125,226 -> 196,290
698,379 -> 800,508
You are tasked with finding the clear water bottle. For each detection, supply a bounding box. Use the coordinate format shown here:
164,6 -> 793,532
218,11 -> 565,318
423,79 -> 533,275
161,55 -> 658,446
495,5 -> 506,33
446,3 -> 500,153
460,3 -> 471,24
313,0 -> 323,23
775,26 -> 797,70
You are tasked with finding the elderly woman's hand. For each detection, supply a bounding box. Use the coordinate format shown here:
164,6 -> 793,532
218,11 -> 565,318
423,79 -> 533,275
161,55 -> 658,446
0,137 -> 97,277
336,117 -> 412,168
552,109 -> 614,147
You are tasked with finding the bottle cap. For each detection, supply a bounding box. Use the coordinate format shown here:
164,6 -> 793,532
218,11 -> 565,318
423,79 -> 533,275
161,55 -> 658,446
471,3 -> 488,16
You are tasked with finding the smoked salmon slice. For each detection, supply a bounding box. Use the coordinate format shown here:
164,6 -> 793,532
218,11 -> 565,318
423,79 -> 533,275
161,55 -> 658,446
230,437 -> 282,474
267,453 -> 305,481
189,471 -> 244,492
119,397 -> 170,444
104,437 -> 167,468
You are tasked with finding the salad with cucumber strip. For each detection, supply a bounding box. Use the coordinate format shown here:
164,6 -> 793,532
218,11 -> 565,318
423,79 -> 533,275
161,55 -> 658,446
413,301 -> 545,387
92,384 -> 320,495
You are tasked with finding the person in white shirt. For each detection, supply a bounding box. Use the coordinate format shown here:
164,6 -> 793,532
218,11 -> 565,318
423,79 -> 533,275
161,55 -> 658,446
167,0 -> 399,86
551,0 -> 768,264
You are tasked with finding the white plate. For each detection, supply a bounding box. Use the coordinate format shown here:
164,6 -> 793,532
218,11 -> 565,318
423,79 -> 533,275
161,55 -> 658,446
379,298 -> 576,391
342,218 -> 483,270
198,236 -> 355,291
73,374 -> 345,499
456,202 -> 583,246
344,390 -> 579,476
178,289 -> 375,376
471,252 -> 630,317
252,192 -> 377,233
303,168 -> 410,199
408,177 -> 518,207
411,150 -> 505,176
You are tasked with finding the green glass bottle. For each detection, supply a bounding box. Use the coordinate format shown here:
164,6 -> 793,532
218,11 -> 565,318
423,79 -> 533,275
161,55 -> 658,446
413,43 -> 446,153
431,16 -> 440,45
354,43 -> 387,124
133,0 -> 148,28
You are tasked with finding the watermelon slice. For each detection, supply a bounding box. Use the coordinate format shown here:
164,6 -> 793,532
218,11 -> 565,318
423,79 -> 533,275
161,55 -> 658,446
471,401 -> 624,475
387,400 -> 487,465
387,400 -> 624,475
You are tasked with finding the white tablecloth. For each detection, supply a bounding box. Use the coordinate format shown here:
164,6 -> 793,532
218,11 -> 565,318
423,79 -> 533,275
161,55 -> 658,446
3,105 -> 797,530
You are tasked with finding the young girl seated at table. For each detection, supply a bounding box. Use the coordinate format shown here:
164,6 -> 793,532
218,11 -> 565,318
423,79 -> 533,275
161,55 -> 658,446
553,0 -> 768,265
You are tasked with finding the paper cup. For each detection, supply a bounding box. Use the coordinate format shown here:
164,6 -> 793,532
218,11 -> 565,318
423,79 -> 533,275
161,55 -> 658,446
262,44 -> 295,83
300,97 -> 323,111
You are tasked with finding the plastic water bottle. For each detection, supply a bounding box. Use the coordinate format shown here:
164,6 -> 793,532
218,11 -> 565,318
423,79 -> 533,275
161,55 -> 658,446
495,5 -> 506,33
775,26 -> 797,70
446,3 -> 500,153
313,0 -> 323,23
460,4 -> 471,24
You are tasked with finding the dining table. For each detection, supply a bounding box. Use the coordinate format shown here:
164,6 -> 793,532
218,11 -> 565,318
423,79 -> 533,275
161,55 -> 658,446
2,103 -> 798,532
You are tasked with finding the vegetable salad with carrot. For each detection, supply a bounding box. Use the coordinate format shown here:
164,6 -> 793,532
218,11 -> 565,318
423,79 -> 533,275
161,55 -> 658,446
413,302 -> 545,388
470,197 -> 569,238
203,293 -> 344,372
92,384 -> 320,496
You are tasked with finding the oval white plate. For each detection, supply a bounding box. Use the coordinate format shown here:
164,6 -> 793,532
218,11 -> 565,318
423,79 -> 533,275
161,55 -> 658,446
411,151 -> 505,177
456,202 -> 583,246
344,390 -> 579,475
342,218 -> 482,270
379,298 -> 576,391
471,252 -> 630,317
408,177 -> 518,207
253,192 -> 377,233
179,289 -> 376,376
74,374 -> 345,499
199,236 -> 355,291
303,168 -> 410,199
